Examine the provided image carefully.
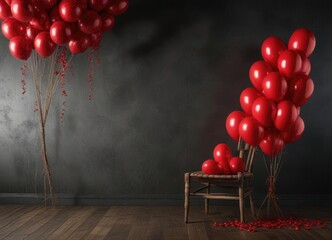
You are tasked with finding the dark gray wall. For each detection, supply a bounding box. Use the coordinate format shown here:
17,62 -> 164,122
0,0 -> 331,202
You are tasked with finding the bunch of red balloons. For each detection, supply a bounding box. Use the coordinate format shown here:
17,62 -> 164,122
0,0 -> 128,60
201,28 -> 316,175
225,28 -> 316,157
202,143 -> 245,175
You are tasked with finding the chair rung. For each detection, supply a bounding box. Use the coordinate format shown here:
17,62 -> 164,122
204,195 -> 239,200
190,193 -> 239,200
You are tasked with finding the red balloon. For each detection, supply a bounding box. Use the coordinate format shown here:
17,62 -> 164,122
213,143 -> 232,174
9,36 -> 32,60
213,143 -> 232,175
259,129 -> 285,157
300,58 -> 311,75
202,159 -> 222,175
26,25 -> 41,44
251,96 -> 277,127
249,60 -> 273,91
50,21 -> 72,45
281,116 -> 304,144
225,110 -> 246,142
34,31 -> 56,58
89,31 -> 102,49
4,0 -> 11,5
59,0 -> 83,22
262,72 -> 287,101
213,143 -> 232,163
69,31 -> 91,54
101,12 -> 115,32
11,0 -> 34,22
88,0 -> 109,11
0,0 -> 12,20
32,0 -> 57,10
229,157 -> 245,174
78,10 -> 102,34
239,117 -> 264,146
277,50 -> 302,80
29,8 -> 51,31
239,87 -> 261,115
261,36 -> 286,67
106,0 -> 128,15
288,28 -> 316,58
1,17 -> 26,39
288,74 -> 314,106
274,100 -> 298,131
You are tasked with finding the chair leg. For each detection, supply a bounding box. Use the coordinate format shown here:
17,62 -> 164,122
239,186 -> 244,222
249,191 -> 256,219
184,173 -> 190,223
205,183 -> 210,215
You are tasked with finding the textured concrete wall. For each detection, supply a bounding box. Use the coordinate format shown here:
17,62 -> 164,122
0,0 -> 331,200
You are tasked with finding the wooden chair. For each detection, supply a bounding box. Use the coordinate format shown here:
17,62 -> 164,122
184,140 -> 256,223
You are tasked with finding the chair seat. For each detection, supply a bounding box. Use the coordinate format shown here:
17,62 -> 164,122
189,171 -> 253,179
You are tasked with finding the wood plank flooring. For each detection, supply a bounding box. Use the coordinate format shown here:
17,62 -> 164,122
0,204 -> 331,239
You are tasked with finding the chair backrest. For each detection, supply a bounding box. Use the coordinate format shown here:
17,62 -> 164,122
237,138 -> 256,173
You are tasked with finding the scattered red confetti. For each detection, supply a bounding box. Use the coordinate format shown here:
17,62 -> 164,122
21,62 -> 28,95
213,217 -> 332,232
87,50 -> 96,100
87,48 -> 101,101
55,47 -> 69,123
60,100 -> 66,124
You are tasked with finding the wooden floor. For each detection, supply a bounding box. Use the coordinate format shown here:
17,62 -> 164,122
0,204 -> 331,240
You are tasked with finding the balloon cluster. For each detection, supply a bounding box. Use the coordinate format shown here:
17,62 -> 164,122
201,143 -> 245,175
0,0 -> 128,60
225,28 -> 316,157
201,28 -> 316,175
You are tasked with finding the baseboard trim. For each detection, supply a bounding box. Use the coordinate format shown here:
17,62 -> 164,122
0,193 -> 331,206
